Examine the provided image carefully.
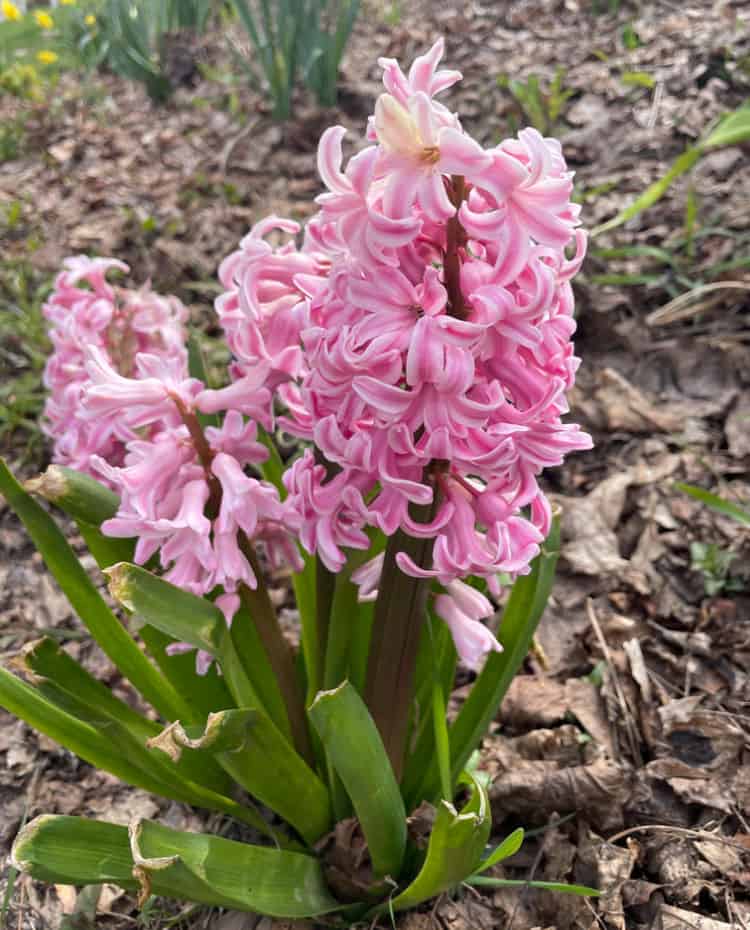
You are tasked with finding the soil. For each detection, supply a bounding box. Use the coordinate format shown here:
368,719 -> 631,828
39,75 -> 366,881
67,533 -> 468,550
1,1 -> 749,928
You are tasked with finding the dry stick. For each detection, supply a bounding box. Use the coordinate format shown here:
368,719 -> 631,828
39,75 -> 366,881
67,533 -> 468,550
606,824 -> 750,856
585,599 -> 642,767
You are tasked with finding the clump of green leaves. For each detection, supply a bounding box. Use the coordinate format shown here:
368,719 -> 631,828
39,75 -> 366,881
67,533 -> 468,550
497,68 -> 574,137
677,484 -> 749,597
97,0 -> 213,103
0,458 -> 597,920
229,0 -> 361,119
689,541 -> 743,597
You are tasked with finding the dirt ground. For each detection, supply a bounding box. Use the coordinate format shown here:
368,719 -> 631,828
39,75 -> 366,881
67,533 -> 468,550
1,1 -> 749,928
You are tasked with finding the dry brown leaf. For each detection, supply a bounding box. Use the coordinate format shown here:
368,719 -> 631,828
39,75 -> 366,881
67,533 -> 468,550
657,903 -> 733,930
489,756 -> 632,832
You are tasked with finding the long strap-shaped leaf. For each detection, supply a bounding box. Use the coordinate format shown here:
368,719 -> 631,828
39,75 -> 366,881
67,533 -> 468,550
447,517 -> 560,782
150,708 -> 332,846
20,637 -> 233,797
0,460 -> 189,723
107,562 -> 293,737
22,469 -> 230,725
309,681 -> 406,879
0,666 -> 274,839
370,771 -> 491,916
12,816 -> 340,918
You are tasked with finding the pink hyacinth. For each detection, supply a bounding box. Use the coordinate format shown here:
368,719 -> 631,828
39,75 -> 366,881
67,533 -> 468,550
42,256 -> 188,477
204,38 -> 591,667
46,39 -> 591,673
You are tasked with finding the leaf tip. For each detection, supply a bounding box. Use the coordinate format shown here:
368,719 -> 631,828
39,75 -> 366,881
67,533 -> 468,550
10,814 -> 57,872
24,466 -> 68,504
104,562 -> 134,611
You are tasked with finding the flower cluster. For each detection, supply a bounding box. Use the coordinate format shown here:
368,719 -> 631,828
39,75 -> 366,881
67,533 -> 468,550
210,39 -> 591,665
45,40 -> 591,670
42,256 -> 188,476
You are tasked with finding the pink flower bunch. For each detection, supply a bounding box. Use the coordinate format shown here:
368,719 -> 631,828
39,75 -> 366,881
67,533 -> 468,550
42,256 -> 188,476
46,41 -> 591,671
210,39 -> 591,666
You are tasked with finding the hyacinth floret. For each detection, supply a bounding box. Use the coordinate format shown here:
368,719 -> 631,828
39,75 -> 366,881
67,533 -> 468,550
44,39 -> 591,672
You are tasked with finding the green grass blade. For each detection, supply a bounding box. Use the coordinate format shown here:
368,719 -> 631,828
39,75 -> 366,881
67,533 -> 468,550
475,827 -> 525,873
0,460 -> 188,723
309,681 -> 406,879
467,877 -> 599,896
675,483 -> 750,525
705,104 -> 750,148
12,817 -> 340,917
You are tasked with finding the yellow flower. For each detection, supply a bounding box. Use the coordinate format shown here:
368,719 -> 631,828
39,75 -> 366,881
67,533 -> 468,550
37,50 -> 58,65
84,13 -> 95,25
1,0 -> 22,22
35,11 -> 55,29
60,0 -> 75,4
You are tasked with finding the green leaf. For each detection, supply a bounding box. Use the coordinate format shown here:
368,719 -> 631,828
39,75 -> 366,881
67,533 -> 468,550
0,666 -> 270,836
138,625 -> 236,722
24,466 -> 119,526
150,708 -> 332,846
19,637 -> 232,796
675,483 -> 750,525
309,681 -> 406,878
229,601 -> 293,741
592,101 -> 750,238
467,877 -> 599,896
475,827 -> 525,873
76,519 -> 136,570
106,564 -> 275,727
381,770 -> 491,914
12,816 -> 341,917
445,516 -> 560,788
20,637 -> 157,742
705,104 -> 750,148
592,146 -> 703,237
106,562 -> 225,654
0,460 -> 188,723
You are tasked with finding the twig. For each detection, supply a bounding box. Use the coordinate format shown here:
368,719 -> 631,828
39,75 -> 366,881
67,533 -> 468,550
646,80 -> 663,132
586,599 -> 642,766
606,823 -> 750,855
646,281 -> 750,326
219,118 -> 262,175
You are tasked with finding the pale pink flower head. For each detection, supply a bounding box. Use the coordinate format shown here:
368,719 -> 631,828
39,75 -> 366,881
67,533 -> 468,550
42,257 -> 188,477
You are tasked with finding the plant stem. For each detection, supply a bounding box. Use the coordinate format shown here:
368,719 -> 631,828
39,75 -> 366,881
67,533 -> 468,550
364,496 -> 438,782
238,541 -> 314,766
445,174 -> 467,319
